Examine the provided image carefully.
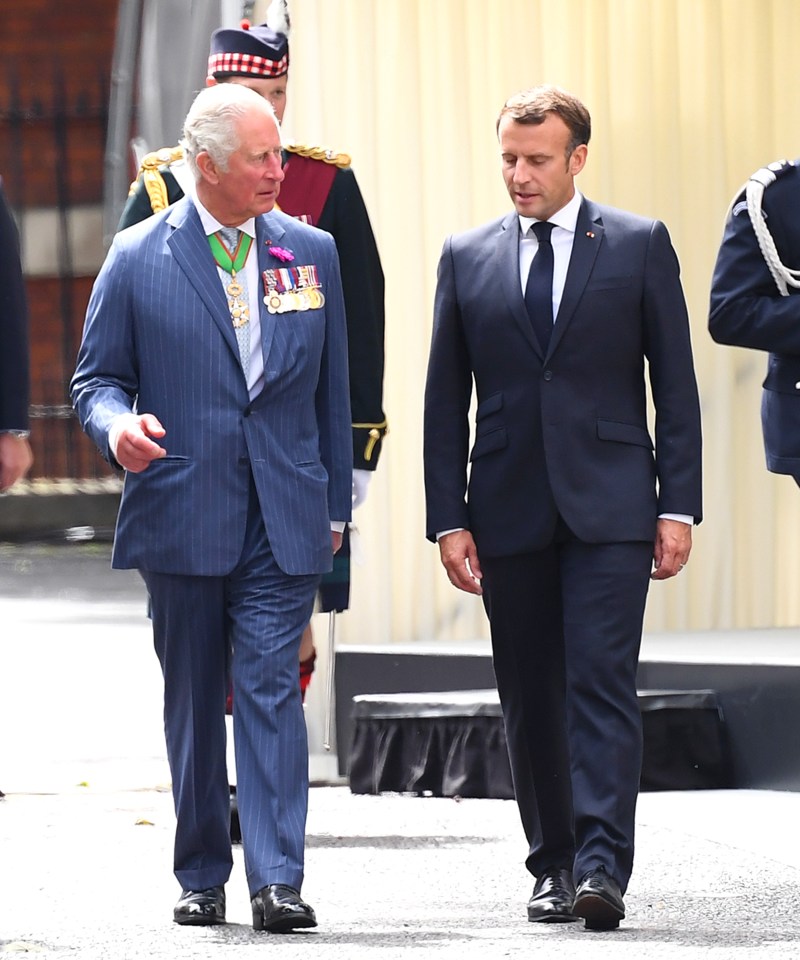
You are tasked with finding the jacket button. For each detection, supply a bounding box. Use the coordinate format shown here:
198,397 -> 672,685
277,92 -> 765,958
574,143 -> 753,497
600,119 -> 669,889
795,382 -> 800,390
543,370 -> 553,381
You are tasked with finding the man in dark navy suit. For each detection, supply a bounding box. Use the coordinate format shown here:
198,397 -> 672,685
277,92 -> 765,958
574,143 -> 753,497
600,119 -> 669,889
424,86 -> 702,931
0,179 -> 33,492
710,159 -> 800,481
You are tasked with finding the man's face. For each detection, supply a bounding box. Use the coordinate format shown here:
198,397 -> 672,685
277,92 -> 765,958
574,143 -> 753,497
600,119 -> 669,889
201,107 -> 285,224
498,113 -> 587,221
215,74 -> 288,123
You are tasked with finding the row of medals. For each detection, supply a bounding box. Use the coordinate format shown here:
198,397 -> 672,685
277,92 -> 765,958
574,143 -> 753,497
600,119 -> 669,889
227,272 -> 327,324
264,286 -> 326,314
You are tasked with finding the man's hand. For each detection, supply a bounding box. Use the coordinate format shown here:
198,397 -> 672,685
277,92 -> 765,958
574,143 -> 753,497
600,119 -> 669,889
111,413 -> 167,473
332,530 -> 343,554
0,434 -> 33,492
651,518 -> 692,581
438,529 -> 483,595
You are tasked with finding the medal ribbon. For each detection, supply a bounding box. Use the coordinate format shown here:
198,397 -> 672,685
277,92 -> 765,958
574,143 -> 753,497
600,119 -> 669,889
208,231 -> 253,274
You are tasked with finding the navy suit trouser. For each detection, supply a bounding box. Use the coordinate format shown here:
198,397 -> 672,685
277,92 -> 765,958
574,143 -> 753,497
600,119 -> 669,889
481,528 -> 652,894
141,480 -> 320,896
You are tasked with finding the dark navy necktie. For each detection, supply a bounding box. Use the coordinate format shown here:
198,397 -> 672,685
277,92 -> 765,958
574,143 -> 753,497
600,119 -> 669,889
524,221 -> 555,353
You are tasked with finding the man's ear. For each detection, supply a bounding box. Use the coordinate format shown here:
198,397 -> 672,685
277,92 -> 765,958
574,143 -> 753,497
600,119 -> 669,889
569,144 -> 588,176
196,151 -> 220,185
205,76 -> 217,88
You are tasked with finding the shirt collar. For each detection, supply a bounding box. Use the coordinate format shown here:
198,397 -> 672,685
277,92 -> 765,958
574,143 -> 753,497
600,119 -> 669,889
518,189 -> 583,237
192,194 -> 256,240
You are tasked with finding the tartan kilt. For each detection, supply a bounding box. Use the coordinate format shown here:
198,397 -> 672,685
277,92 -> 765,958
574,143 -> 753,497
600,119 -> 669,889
318,523 -> 351,613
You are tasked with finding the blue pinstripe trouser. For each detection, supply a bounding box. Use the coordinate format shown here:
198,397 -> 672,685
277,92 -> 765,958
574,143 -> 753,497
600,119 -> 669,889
142,482 -> 320,896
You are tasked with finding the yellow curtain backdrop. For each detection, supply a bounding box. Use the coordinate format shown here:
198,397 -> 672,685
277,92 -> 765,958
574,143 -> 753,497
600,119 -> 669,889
260,0 -> 800,649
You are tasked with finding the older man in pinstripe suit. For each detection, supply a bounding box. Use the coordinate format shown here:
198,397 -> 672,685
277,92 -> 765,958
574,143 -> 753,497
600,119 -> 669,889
71,84 -> 352,932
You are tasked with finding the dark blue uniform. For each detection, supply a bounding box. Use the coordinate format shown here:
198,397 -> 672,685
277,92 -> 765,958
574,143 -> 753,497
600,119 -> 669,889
0,180 -> 30,434
709,160 -> 800,481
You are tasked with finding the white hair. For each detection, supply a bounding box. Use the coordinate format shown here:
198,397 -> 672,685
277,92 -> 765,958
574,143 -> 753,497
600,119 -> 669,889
181,83 -> 278,180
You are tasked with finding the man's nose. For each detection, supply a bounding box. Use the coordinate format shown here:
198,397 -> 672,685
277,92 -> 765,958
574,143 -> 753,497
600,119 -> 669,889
512,161 -> 529,183
269,156 -> 285,180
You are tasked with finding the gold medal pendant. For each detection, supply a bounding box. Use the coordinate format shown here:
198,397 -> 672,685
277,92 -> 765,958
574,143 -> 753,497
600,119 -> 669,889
226,269 -> 249,327
265,291 -> 283,314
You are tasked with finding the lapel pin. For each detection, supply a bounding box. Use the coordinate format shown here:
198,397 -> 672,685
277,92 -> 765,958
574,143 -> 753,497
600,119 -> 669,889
586,231 -> 595,238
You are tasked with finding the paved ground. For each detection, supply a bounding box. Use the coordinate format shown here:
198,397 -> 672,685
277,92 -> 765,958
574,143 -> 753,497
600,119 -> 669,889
2,543 -> 800,958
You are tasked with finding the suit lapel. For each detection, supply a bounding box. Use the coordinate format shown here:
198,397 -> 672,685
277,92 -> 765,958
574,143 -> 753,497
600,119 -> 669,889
497,212 -> 542,358
548,199 -> 604,357
255,212 -> 286,375
166,199 -> 240,360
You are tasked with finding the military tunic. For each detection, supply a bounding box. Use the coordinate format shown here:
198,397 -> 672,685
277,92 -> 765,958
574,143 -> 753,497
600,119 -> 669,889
709,160 -> 800,481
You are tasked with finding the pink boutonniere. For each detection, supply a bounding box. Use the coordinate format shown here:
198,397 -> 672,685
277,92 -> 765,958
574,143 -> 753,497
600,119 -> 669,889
267,243 -> 295,263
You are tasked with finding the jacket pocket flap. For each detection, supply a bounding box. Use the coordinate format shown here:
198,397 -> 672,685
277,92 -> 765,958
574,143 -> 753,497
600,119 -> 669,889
470,426 -> 508,461
597,419 -> 653,448
476,392 -> 503,421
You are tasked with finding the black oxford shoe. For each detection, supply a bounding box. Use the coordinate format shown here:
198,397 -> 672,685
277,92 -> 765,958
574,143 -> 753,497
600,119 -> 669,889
173,886 -> 226,926
527,866 -> 578,923
251,883 -> 317,933
573,868 -> 625,930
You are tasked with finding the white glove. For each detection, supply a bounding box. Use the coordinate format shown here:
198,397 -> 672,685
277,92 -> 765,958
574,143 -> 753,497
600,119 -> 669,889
352,469 -> 372,509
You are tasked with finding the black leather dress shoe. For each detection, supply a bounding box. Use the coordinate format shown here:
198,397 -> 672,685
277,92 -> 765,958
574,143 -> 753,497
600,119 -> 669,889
251,884 -> 317,933
173,886 -> 226,926
527,867 -> 578,923
573,868 -> 625,930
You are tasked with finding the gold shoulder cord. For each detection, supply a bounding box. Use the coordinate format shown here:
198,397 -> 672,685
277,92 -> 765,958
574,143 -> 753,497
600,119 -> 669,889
285,141 -> 352,169
127,146 -> 185,214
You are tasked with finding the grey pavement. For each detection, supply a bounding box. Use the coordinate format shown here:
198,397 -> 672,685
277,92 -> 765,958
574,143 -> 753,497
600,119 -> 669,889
2,543 -> 800,959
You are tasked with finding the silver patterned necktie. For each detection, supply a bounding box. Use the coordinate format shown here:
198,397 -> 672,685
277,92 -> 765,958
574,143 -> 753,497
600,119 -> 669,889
217,226 -> 251,375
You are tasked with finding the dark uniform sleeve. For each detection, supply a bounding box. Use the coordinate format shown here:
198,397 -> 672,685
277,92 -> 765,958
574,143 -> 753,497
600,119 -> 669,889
709,164 -> 800,354
0,182 -> 30,431
317,167 -> 387,470
117,168 -> 185,231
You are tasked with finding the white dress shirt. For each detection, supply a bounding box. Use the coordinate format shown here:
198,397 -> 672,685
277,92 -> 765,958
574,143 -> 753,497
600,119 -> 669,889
518,189 -> 583,317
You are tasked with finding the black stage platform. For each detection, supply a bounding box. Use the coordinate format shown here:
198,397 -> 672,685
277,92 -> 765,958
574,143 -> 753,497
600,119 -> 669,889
335,629 -> 800,793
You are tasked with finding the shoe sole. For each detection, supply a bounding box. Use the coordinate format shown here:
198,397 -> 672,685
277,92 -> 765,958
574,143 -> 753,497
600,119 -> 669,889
527,911 -> 580,924
573,893 -> 624,931
253,912 -> 318,933
173,914 -> 226,926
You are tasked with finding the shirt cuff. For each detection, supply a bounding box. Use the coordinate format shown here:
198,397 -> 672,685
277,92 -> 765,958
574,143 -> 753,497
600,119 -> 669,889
658,513 -> 693,525
436,528 -> 465,541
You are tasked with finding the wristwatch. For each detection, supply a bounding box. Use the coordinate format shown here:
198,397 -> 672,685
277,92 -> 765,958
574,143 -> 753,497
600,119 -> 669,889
1,430 -> 30,439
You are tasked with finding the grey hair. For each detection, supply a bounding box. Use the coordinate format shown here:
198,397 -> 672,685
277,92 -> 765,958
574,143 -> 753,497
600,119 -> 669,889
181,83 -> 278,180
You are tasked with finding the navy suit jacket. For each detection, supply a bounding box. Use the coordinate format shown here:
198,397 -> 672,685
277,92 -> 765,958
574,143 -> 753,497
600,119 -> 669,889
709,161 -> 800,479
72,197 -> 352,576
424,198 -> 702,557
0,180 -> 30,432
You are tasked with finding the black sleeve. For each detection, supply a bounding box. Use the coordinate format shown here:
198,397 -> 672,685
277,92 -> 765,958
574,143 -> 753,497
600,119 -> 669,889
318,167 -> 387,470
709,170 -> 800,355
117,169 -> 185,231
0,182 -> 30,430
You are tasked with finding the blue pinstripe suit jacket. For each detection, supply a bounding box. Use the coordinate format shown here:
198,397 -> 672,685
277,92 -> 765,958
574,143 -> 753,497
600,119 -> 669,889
72,197 -> 352,577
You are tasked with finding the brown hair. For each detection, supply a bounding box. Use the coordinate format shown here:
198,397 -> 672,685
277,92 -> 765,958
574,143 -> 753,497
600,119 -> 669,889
497,85 -> 591,158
